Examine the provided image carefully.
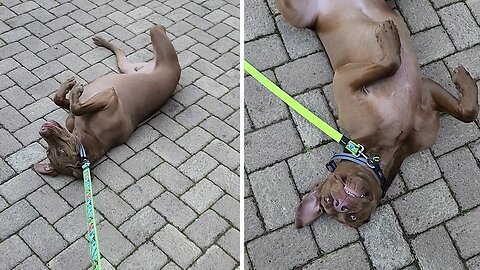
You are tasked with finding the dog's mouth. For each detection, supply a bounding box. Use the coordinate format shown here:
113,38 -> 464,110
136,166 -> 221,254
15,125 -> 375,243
334,173 -> 368,198
343,184 -> 365,198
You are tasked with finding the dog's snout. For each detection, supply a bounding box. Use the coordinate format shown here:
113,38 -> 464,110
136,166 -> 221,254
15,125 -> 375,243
333,199 -> 349,213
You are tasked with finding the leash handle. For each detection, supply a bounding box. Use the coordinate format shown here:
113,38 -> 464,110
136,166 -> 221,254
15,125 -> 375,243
80,144 -> 102,270
244,60 -> 366,157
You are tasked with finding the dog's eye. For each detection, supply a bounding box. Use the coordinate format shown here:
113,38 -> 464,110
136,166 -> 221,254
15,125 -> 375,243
324,197 -> 332,203
57,148 -> 65,154
350,214 -> 357,221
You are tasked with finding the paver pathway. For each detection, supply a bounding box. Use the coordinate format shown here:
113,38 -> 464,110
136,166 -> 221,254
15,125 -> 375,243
244,0 -> 480,269
0,0 -> 239,269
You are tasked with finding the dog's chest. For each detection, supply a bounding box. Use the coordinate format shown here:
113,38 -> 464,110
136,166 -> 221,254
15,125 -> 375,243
338,94 -> 411,145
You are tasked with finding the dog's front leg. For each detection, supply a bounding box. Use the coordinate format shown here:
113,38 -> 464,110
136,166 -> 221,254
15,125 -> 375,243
69,83 -> 116,116
53,77 -> 76,110
334,19 -> 402,91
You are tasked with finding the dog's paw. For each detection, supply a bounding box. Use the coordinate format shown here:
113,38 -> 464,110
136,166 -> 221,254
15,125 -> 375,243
375,19 -> 400,52
92,36 -> 109,47
71,83 -> 84,97
453,65 -> 476,94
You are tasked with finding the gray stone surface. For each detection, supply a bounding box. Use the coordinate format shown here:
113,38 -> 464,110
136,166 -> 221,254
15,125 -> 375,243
287,142 -> 340,193
244,0 -> 275,41
290,89 -> 337,147
245,119 -> 303,172
411,226 -> 464,270
185,210 -> 229,249
120,175 -> 164,210
431,115 -> 480,156
303,243 -> 370,270
19,218 -> 67,262
178,151 -> 218,182
438,3 -> 480,50
247,225 -> 318,270
95,188 -> 135,227
0,235 -> 31,270
275,15 -> 322,59
119,206 -> 166,246
181,179 -> 223,213
249,162 -> 299,230
400,149 -> 441,189
444,45 -> 480,81
467,255 -> 480,270
189,245 -> 236,270
412,26 -> 455,65
0,200 -> 38,241
97,221 -> 135,266
244,71 -> 289,129
14,255 -> 48,270
397,0 -> 440,33
275,52 -> 333,95
244,35 -> 289,71
150,163 -> 194,196
393,179 -> 458,235
311,215 -> 359,253
151,192 -> 197,230
0,169 -> 44,204
438,147 -> 480,210
446,206 -> 480,259
47,238 -> 90,270
359,205 -> 413,270
118,242 -> 168,270
212,195 -> 240,229
152,224 -> 202,269
244,197 -> 264,242
26,185 -> 71,224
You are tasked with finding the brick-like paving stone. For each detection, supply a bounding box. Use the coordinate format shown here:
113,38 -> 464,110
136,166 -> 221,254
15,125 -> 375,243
0,0 -> 239,269
244,0 -> 480,269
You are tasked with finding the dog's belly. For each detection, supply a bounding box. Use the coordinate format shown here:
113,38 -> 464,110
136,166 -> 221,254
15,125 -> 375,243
81,68 -> 178,125
317,0 -> 422,146
316,0 -> 416,69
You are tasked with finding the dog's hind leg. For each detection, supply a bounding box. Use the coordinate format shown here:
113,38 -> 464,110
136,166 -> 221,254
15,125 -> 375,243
423,66 -> 478,123
333,20 -> 401,91
92,36 -> 147,74
276,0 -> 320,28
149,26 -> 180,69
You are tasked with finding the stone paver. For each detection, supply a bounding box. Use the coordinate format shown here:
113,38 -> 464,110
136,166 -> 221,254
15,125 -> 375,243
244,1 -> 480,269
1,0 -> 238,269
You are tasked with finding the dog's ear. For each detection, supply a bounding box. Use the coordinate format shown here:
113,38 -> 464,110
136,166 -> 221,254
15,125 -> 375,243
34,162 -> 59,176
295,190 -> 324,229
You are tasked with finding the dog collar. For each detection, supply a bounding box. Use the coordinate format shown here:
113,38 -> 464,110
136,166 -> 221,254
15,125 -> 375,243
326,153 -> 387,197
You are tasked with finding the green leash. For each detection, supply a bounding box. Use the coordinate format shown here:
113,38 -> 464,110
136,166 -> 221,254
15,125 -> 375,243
80,144 -> 102,270
244,60 -> 366,157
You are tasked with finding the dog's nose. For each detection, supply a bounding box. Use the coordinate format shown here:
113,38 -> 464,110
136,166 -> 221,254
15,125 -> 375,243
333,199 -> 349,213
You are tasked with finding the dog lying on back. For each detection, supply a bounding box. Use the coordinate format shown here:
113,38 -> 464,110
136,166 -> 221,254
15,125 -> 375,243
275,0 -> 479,227
35,26 -> 180,178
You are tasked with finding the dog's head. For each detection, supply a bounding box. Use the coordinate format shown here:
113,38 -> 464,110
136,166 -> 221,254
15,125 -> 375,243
34,120 -> 82,178
295,162 -> 383,228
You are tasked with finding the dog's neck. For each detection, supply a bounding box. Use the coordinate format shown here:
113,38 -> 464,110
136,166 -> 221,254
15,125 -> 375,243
73,129 -> 105,164
353,137 -> 410,189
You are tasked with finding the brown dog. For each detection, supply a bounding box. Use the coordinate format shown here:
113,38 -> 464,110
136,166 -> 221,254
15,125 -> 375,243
34,26 -> 180,178
275,0 -> 479,228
